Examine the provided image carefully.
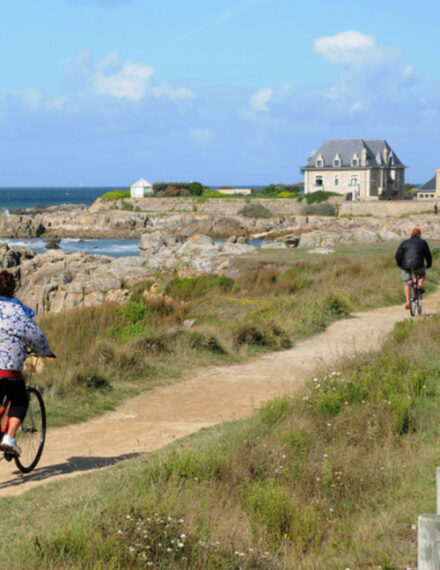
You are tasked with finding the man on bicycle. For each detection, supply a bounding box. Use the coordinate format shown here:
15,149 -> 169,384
395,227 -> 432,310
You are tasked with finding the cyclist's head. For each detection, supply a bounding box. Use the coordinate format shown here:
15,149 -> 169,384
411,227 -> 421,237
0,270 -> 16,298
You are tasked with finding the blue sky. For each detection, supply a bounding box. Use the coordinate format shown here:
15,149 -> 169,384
0,0 -> 439,186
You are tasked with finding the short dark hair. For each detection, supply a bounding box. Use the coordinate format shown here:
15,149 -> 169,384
0,270 -> 16,298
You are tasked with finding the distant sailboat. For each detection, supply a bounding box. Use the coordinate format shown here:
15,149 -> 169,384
80,182 -> 84,187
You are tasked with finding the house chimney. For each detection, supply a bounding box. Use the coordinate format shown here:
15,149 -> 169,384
383,146 -> 389,164
436,169 -> 440,194
361,148 -> 367,166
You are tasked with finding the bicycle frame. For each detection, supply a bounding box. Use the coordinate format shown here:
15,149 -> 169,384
408,271 -> 423,317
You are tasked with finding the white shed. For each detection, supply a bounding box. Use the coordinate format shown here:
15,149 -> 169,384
130,178 -> 153,198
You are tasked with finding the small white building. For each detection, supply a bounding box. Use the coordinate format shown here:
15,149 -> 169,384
130,178 -> 153,198
217,188 -> 252,195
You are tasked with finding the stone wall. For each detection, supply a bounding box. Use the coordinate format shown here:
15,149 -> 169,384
338,200 -> 437,217
91,196 -> 437,218
90,197 -> 304,216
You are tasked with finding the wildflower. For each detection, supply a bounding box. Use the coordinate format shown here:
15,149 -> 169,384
177,542 -> 184,548
117,529 -> 123,535
178,518 -> 184,523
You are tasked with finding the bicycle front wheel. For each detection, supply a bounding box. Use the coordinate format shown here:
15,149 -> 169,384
14,387 -> 46,473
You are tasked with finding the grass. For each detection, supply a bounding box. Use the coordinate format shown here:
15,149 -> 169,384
27,242 -> 440,428
4,310 -> 440,567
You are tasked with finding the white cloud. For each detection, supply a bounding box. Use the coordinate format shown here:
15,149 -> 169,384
188,128 -> 214,145
153,83 -> 196,102
250,87 -> 274,112
93,59 -> 154,101
314,30 -> 378,64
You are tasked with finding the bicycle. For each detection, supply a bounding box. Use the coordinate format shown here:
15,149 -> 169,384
0,385 -> 46,473
408,271 -> 423,317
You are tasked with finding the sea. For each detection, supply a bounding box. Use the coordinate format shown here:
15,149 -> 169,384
0,186 -> 265,258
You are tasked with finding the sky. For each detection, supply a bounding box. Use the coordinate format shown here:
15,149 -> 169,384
0,0 -> 439,186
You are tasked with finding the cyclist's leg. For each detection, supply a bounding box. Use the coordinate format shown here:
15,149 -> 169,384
3,378 -> 28,437
402,270 -> 411,308
417,268 -> 426,292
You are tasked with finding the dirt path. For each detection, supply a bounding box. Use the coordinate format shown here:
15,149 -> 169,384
1,291 -> 439,497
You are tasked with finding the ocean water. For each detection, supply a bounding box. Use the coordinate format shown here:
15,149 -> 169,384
0,187 -> 112,211
0,237 -> 140,258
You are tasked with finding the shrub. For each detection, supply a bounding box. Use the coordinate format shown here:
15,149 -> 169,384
100,190 -> 130,201
165,274 -> 234,301
304,190 -> 339,204
121,200 -> 134,211
302,202 -> 336,216
203,190 -> 224,198
237,203 -> 272,218
276,191 -> 297,198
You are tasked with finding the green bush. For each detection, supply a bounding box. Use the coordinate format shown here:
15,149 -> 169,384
202,190 -> 224,198
277,191 -> 297,198
121,200 -> 134,211
302,202 -> 336,216
237,203 -> 272,218
100,190 -> 130,201
165,274 -> 234,301
304,190 -> 339,204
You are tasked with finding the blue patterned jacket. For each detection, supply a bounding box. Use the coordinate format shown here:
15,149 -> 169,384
0,299 -> 51,371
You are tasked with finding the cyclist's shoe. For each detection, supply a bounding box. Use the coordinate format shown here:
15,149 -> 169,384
0,434 -> 20,456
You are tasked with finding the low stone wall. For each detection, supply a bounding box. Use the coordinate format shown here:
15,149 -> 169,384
91,197 -> 304,216
338,200 -> 436,217
91,196 -> 436,218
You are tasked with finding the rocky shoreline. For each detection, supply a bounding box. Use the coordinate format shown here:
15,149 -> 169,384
2,198 -> 440,314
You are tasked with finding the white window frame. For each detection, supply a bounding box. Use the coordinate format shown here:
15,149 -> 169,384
316,159 -> 323,168
334,174 -> 339,186
351,158 -> 359,167
314,175 -> 323,187
350,175 -> 359,186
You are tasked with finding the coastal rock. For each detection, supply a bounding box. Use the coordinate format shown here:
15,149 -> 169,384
16,251 -> 147,314
181,216 -> 248,239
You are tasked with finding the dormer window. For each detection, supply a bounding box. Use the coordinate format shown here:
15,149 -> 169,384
333,154 -> 341,167
351,154 -> 359,167
315,153 -> 324,168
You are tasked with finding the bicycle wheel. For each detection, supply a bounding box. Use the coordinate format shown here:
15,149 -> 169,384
14,387 -> 46,473
409,284 -> 416,317
417,289 -> 423,316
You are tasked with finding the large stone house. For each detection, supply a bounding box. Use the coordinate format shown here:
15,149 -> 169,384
301,139 -> 406,200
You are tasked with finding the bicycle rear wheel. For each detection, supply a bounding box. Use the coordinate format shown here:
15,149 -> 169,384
409,284 -> 416,317
417,290 -> 423,316
14,387 -> 46,473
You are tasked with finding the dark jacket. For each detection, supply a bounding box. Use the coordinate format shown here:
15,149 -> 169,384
395,235 -> 432,270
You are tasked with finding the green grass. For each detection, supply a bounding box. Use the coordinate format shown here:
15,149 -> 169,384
100,190 -> 130,201
4,313 -> 440,567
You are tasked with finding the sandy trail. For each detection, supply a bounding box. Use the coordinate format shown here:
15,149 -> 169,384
1,290 -> 439,497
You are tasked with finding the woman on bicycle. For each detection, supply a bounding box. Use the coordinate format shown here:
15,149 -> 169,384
0,270 -> 53,456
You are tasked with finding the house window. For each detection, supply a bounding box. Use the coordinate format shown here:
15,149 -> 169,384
316,159 -> 323,167
350,175 -> 359,186
334,159 -> 340,167
314,175 -> 323,187
334,175 -> 339,186
352,158 -> 359,167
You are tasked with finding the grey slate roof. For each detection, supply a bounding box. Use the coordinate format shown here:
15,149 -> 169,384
302,139 -> 405,170
417,176 -> 436,192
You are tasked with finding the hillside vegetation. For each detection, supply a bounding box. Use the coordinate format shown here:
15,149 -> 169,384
3,295 -> 440,567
